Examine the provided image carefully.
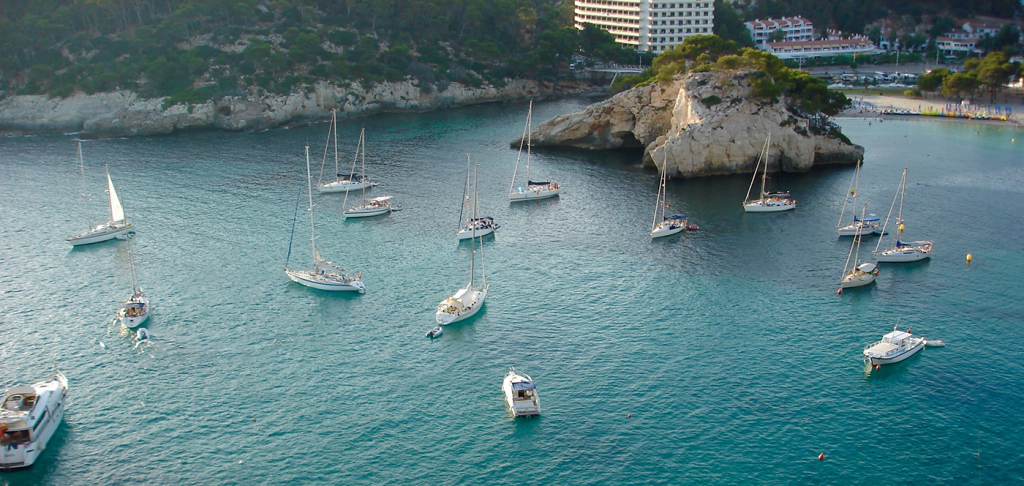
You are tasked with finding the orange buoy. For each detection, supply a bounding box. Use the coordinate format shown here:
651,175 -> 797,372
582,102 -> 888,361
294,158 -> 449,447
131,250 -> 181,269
837,288 -> 842,295
627,413 -> 632,418
966,253 -> 972,263
818,453 -> 824,460
252,418 -> 257,422
875,364 -> 881,370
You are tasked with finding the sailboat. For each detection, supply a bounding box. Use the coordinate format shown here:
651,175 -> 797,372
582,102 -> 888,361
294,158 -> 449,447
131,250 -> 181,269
650,163 -> 688,238
509,101 -> 561,202
317,111 -> 378,193
874,168 -> 933,262
437,159 -> 488,325
742,134 -> 796,212
342,129 -> 394,218
835,159 -> 881,236
456,155 -> 499,240
67,143 -> 133,246
116,232 -> 150,328
840,204 -> 879,290
285,146 -> 365,292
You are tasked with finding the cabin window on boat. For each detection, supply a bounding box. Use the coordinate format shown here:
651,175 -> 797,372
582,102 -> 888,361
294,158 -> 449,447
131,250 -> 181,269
2,430 -> 30,443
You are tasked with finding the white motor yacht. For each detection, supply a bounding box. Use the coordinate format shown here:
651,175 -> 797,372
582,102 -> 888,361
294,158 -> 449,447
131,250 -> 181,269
503,367 -> 540,417
117,289 -> 150,328
1,373 -> 68,470
864,327 -> 925,366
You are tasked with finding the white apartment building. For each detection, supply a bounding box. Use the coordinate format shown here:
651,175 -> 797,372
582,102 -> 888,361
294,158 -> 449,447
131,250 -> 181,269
745,16 -> 814,47
936,36 -> 982,56
762,36 -> 880,60
574,0 -> 715,53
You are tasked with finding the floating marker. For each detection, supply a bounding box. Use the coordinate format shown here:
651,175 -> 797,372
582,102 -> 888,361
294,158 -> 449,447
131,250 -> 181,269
837,288 -> 842,295
627,413 -> 632,418
818,453 -> 824,460
875,364 -> 881,370
898,223 -> 904,232
967,253 -> 972,263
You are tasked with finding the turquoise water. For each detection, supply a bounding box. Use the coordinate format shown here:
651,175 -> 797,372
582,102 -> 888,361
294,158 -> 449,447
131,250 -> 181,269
2,102 -> 1023,485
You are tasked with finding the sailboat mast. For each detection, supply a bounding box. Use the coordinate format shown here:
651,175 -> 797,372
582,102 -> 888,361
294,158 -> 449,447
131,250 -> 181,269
837,160 -> 859,228
78,142 -> 93,229
875,169 -> 903,253
360,128 -> 367,206
475,163 -> 486,287
468,161 -> 477,286
853,204 -> 866,267
760,133 -> 770,197
652,164 -> 665,231
458,155 -> 471,230
897,168 -> 907,226
304,146 -> 317,263
744,137 -> 768,204
125,230 -> 140,293
525,101 -> 532,185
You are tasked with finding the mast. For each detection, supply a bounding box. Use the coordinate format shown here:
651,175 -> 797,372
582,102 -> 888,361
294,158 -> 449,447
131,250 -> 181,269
652,164 -> 666,232
744,136 -> 768,204
837,159 -> 860,228
760,133 -> 770,198
475,162 -> 486,287
332,110 -> 339,181
468,158 -> 477,287
853,204 -> 867,267
896,168 -> 907,227
341,128 -> 362,214
304,145 -> 317,264
458,155 -> 471,231
525,101 -> 532,185
78,142 -> 93,229
509,102 -> 531,195
875,168 -> 905,253
360,129 -> 368,206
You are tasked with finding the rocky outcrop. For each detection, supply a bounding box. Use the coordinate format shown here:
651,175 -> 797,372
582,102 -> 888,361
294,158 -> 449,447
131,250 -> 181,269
527,70 -> 864,177
0,79 -> 559,137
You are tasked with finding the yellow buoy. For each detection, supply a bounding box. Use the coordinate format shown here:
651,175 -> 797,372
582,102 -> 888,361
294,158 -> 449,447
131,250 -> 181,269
898,223 -> 904,232
967,253 -> 973,263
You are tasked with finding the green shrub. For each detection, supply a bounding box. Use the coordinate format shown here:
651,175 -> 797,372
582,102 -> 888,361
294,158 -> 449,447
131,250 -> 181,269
700,95 -> 722,107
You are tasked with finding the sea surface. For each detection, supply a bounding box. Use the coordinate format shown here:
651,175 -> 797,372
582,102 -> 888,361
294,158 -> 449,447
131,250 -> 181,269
1,100 -> 1023,485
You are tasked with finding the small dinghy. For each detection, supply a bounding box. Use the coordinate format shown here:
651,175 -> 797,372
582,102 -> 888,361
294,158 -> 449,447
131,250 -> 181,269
137,328 -> 151,341
686,224 -> 699,231
426,327 -> 443,338
924,339 -> 945,347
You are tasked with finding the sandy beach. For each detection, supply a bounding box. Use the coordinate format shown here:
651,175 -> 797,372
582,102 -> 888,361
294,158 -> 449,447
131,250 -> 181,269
838,90 -> 1024,126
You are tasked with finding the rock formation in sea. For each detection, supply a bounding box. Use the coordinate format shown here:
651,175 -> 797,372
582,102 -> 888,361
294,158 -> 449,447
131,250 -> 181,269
0,79 -> 557,138
527,69 -> 864,177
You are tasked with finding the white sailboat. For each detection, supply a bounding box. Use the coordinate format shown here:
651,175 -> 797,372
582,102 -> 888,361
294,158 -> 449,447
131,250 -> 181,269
835,159 -> 881,236
873,168 -> 933,262
117,231 -> 150,328
840,204 -> 879,290
651,163 -> 688,238
317,111 -> 378,193
437,160 -> 488,325
0,372 -> 68,469
509,101 -> 561,202
342,129 -> 394,218
742,134 -> 796,212
456,155 -> 499,240
67,143 -> 133,246
285,146 -> 365,292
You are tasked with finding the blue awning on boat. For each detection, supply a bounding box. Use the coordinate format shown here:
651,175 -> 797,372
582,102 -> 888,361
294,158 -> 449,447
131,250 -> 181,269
511,381 -> 535,391
765,191 -> 792,198
668,214 -> 687,220
527,180 -> 550,186
472,216 -> 494,222
854,216 -> 880,222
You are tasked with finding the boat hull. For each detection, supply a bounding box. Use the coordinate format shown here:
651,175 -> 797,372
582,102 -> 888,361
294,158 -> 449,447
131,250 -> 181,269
118,310 -> 149,328
841,271 -> 878,288
435,286 -> 487,325
743,200 -> 795,212
67,223 -> 131,246
0,375 -> 67,470
285,269 -> 365,292
865,339 -> 925,365
343,207 -> 391,218
502,373 -> 541,417
318,180 -> 376,193
509,187 -> 560,201
651,224 -> 686,238
836,223 -> 880,237
874,247 -> 931,262
457,226 -> 494,240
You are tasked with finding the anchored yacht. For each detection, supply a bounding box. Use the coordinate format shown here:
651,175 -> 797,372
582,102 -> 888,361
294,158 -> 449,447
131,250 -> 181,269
864,327 -> 925,366
502,367 -> 540,417
1,373 -> 68,470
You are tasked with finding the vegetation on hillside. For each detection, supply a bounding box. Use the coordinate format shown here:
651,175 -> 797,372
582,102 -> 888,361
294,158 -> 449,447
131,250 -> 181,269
0,0 -> 636,105
616,35 -> 851,124
917,51 -> 1017,102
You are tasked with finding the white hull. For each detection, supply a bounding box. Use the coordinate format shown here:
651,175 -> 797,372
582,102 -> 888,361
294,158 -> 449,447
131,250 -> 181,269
318,180 -> 377,193
841,271 -> 877,288
743,199 -> 795,212
457,226 -> 494,240
344,206 -> 391,218
651,223 -> 686,238
285,269 -> 365,292
865,339 -> 925,365
1,374 -> 67,470
68,222 -> 131,246
509,186 -> 560,201
836,222 -> 880,237
117,292 -> 150,329
502,370 -> 540,417
874,246 -> 932,262
435,285 -> 487,325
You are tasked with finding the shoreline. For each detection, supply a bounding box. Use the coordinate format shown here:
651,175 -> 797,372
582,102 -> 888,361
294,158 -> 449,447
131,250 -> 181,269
838,92 -> 1023,128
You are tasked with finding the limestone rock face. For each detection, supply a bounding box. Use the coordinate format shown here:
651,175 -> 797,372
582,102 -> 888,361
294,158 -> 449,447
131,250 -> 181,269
528,70 -> 864,177
0,79 -> 549,137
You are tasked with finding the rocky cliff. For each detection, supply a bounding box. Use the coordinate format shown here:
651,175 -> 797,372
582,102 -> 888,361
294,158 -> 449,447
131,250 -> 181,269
527,70 -> 864,177
0,79 -> 557,137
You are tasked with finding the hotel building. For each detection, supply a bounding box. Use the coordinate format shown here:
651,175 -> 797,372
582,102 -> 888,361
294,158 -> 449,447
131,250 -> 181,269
574,1 -> 715,53
744,17 -> 814,47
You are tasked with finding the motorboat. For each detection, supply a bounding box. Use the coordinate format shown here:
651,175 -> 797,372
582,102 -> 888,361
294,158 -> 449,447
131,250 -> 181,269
317,113 -> 379,193
344,195 -> 393,218
426,327 -> 443,338
117,288 -> 150,328
864,326 -> 925,366
502,367 -> 540,417
68,143 -> 133,246
285,146 -> 365,293
437,160 -> 489,325
742,134 -> 796,212
0,373 -> 68,470
509,101 -> 561,202
457,217 -> 499,240
873,168 -> 933,262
